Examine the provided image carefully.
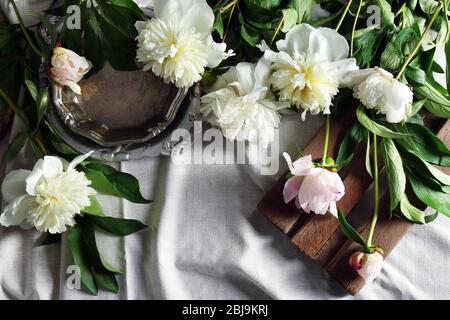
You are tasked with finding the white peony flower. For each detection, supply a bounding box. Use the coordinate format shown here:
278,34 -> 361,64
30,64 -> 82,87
135,0 -> 233,88
349,250 -> 384,282
260,24 -> 358,120
0,153 -> 96,234
349,67 -> 413,123
200,59 -> 290,148
50,47 -> 92,95
283,153 -> 345,217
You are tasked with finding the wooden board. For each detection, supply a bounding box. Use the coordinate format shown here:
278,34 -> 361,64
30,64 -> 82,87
257,113 -> 450,295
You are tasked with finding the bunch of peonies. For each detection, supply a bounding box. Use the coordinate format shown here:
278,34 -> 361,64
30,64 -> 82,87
0,153 -> 95,234
135,0 -> 233,88
201,59 -> 290,148
50,47 -> 92,95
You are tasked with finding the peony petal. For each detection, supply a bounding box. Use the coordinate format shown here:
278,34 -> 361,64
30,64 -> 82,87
276,24 -> 314,56
42,156 -> 64,180
1,169 -> 31,203
283,176 -> 303,204
25,159 -> 44,195
308,27 -> 350,62
181,1 -> 215,36
68,151 -> 94,171
235,62 -> 256,94
65,81 -> 82,95
0,195 -> 36,227
329,201 -> 338,217
204,41 -> 233,69
330,58 -> 359,87
283,153 -> 315,176
253,58 -> 272,89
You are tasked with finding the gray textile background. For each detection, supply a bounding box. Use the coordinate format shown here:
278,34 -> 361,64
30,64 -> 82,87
0,0 -> 449,300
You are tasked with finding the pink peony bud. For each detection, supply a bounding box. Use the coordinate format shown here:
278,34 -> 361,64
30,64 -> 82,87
349,250 -> 384,282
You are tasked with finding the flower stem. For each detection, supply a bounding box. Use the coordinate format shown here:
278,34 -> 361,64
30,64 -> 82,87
366,132 -> 379,248
270,16 -> 285,47
396,2 -> 443,80
335,0 -> 353,32
222,0 -> 238,42
10,0 -> 46,58
321,114 -> 331,166
350,0 -> 363,56
0,87 -> 47,155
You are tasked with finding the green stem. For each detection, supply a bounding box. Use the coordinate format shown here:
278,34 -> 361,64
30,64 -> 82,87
335,0 -> 353,32
366,132 -> 379,248
396,3 -> 443,80
0,87 -> 47,155
222,0 -> 238,42
321,114 -> 331,166
350,0 -> 363,56
10,0 -> 46,58
443,0 -> 450,41
270,16 -> 285,47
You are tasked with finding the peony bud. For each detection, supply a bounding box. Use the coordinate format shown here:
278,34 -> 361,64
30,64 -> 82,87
349,249 -> 384,282
50,47 -> 92,95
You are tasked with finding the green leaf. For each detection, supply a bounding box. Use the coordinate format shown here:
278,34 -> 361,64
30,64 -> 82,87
356,105 -> 410,139
90,216 -> 147,236
395,28 -> 419,56
395,122 -> 450,166
415,83 -> 450,118
446,37 -> 450,96
399,194 -> 426,224
288,0 -> 312,23
281,8 -> 297,32
409,98 -> 426,117
83,163 -> 151,203
364,128 -> 373,178
108,0 -> 145,18
338,209 -> 369,250
24,68 -> 38,101
406,166 -> 450,216
405,66 -> 426,86
380,138 -> 406,211
352,27 -> 385,67
380,38 -> 404,72
418,0 -> 440,14
83,196 -> 105,217
376,0 -> 396,27
336,122 -> 363,168
78,218 -> 119,293
36,88 -> 49,127
213,11 -> 224,39
1,132 -> 28,165
67,225 -> 98,295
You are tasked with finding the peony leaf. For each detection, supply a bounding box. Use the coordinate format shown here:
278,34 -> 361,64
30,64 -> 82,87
281,8 -> 298,33
399,194 -> 426,224
90,216 -> 148,236
356,105 -> 411,139
375,0 -> 396,27
1,132 -> 28,165
338,209 -> 369,250
83,163 -> 152,204
336,122 -> 364,169
380,138 -> 406,212
36,87 -> 49,128
83,196 -> 105,217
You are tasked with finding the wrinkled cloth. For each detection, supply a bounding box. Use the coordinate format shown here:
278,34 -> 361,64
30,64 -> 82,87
1,0 -> 450,300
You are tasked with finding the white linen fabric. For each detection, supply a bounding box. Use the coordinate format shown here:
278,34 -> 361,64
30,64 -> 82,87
0,0 -> 450,300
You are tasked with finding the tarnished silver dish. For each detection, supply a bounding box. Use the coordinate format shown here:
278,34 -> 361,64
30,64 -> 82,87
44,63 -> 198,161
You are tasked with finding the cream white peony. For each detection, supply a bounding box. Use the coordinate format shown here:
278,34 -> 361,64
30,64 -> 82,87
260,24 -> 358,120
349,67 -> 413,123
135,0 -> 233,88
0,153 -> 96,234
200,59 -> 290,148
50,47 -> 92,95
283,153 -> 345,217
349,250 -> 384,282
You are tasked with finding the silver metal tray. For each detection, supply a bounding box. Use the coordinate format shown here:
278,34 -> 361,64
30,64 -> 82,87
44,63 -> 198,161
